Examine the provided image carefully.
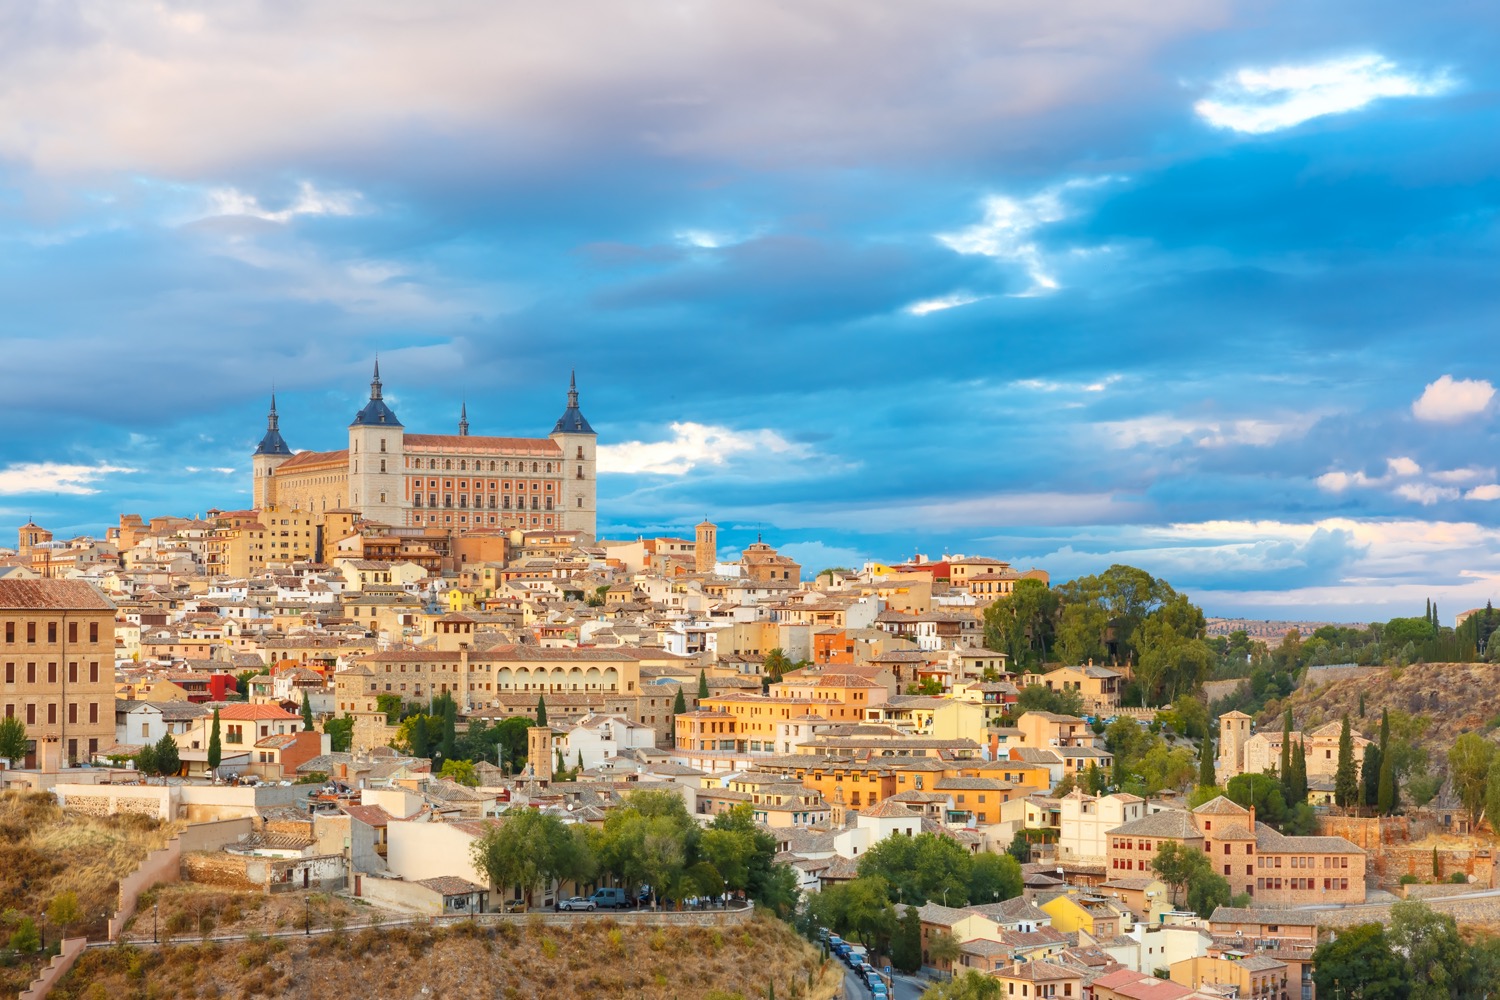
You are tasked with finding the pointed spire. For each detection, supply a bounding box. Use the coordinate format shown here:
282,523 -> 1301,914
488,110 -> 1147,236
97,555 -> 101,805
267,392 -> 280,431
551,369 -> 595,436
370,356 -> 383,400
568,369 -> 579,408
459,400 -> 469,437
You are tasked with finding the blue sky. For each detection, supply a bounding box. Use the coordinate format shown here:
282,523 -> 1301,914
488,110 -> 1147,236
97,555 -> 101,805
2,1 -> 1498,622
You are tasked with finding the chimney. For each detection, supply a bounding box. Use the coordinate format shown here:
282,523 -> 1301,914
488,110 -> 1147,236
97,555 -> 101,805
1249,803 -> 1256,830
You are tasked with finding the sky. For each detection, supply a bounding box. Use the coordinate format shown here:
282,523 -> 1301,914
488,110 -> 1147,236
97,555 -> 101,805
1,1 -> 1498,623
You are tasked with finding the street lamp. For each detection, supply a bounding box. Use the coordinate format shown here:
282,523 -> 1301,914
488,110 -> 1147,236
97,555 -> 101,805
153,901 -> 158,944
304,897 -> 311,936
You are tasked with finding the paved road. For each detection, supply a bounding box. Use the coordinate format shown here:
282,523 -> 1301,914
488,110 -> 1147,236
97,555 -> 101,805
839,962 -> 927,1000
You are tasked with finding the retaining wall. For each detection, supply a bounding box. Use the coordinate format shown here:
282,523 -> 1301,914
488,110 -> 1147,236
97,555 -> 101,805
18,937 -> 87,1000
110,818 -> 253,940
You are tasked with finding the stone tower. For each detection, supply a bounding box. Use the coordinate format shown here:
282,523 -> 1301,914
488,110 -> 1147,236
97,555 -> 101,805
549,371 -> 598,540
1218,710 -> 1252,782
347,359 -> 407,526
252,393 -> 293,510
528,725 -> 554,782
695,519 -> 717,574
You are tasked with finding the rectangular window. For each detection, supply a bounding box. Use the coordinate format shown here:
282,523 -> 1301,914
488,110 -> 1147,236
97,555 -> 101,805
89,703 -> 97,724
68,622 -> 77,643
3,663 -> 10,683
26,704 -> 35,724
90,662 -> 99,683
47,623 -> 57,643
47,663 -> 56,684
47,703 -> 56,724
27,623 -> 35,643
68,703 -> 77,724
68,662 -> 77,684
3,623 -> 10,643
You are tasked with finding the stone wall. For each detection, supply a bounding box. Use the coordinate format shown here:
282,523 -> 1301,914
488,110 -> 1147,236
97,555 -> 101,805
1300,664 -> 1381,689
182,851 -> 261,891
1314,893 -> 1500,930
108,817 -> 253,941
1382,845 -> 1493,888
18,936 -> 87,1000
56,783 -> 174,821
1317,815 -> 1438,850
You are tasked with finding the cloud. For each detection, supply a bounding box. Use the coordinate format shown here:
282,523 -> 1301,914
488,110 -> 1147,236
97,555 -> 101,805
936,178 -> 1116,294
905,293 -> 983,316
598,422 -> 810,476
1430,466 -> 1493,484
1317,456 -> 1422,492
1412,374 -> 1495,423
1014,375 -> 1122,393
0,462 -> 135,495
1194,54 -> 1455,135
1394,482 -> 1460,505
1099,414 -> 1309,449
1465,485 -> 1500,501
204,181 -> 363,223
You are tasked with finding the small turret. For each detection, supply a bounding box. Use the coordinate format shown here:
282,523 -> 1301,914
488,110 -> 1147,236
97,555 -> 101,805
552,370 -> 594,435
254,394 -> 292,456
459,400 -> 469,437
351,358 -> 402,428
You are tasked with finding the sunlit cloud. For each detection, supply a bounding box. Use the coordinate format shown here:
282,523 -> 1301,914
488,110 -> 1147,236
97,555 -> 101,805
204,180 -> 364,223
1412,374 -> 1495,423
0,462 -> 136,496
1195,54 -> 1454,134
905,293 -> 983,316
1465,485 -> 1500,502
936,178 -> 1117,294
1099,414 -> 1311,449
599,422 -> 810,476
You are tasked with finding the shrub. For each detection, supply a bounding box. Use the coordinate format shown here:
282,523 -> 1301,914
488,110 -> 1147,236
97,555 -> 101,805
541,936 -> 558,960
1452,872 -> 1470,884
1399,874 -> 1419,885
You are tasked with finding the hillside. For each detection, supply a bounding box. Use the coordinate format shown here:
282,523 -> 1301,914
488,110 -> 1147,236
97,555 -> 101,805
0,792 -> 179,997
1271,661 -> 1500,751
55,913 -> 837,1000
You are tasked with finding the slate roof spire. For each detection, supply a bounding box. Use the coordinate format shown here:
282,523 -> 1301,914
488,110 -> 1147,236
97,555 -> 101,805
552,369 -> 595,435
351,356 -> 403,427
254,392 -> 292,456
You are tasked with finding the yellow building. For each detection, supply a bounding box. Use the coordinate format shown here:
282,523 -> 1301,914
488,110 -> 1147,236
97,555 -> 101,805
994,961 -> 1083,1000
1170,955 -> 1288,998
1038,892 -> 1124,941
0,580 -> 116,768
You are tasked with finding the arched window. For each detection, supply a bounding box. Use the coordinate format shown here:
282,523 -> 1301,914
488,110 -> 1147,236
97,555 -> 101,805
459,460 -> 467,471
489,461 -> 496,472
532,462 -> 538,473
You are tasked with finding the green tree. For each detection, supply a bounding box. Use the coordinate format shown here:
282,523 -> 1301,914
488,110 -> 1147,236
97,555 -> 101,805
919,971 -> 1002,1000
1015,684 -> 1085,716
1390,900 -> 1471,1000
1362,741 -> 1384,809
535,695 -> 548,728
892,904 -> 923,973
673,687 -> 687,715
595,789 -> 698,907
470,808 -> 596,908
857,832 -> 973,906
1289,740 -> 1308,804
301,691 -> 314,731
927,928 -> 963,975
1138,743 -> 1196,794
1007,828 -> 1032,864
154,733 -> 180,778
0,714 -> 29,766
1198,726 -> 1216,788
323,714 -> 354,753
1151,841 -> 1211,908
1226,772 -> 1288,829
1335,714 -> 1359,808
207,708 -> 222,775
439,759 -> 479,787
134,741 -> 158,778
968,852 -> 1023,904
1311,923 -> 1409,1000
1280,709 -> 1294,785
763,648 -> 793,683
8,916 -> 40,953
376,693 -> 404,723
1187,871 -> 1232,919
698,669 -> 709,699
1448,732 -> 1495,827
982,578 -> 1060,668
46,891 -> 81,937
1485,763 -> 1500,836
1081,762 -> 1108,795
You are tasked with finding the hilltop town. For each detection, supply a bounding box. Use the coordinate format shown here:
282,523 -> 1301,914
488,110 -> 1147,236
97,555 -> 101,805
3,374 -> 1500,998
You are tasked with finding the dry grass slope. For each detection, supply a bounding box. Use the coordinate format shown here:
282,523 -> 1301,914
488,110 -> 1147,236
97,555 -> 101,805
1275,661 -> 1500,750
56,913 -> 839,1000
0,791 -> 179,996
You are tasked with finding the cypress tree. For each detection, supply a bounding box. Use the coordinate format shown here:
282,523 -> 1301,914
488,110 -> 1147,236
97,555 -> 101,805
1426,598 -> 1432,624
673,687 -> 687,715
536,695 -> 548,728
1362,743 -> 1382,808
1358,691 -> 1366,718
1334,715 -> 1359,808
1432,602 -> 1439,629
1199,726 -> 1216,788
1291,740 -> 1308,804
301,691 -> 314,731
207,708 -> 222,776
698,669 -> 710,700
1376,709 -> 1395,815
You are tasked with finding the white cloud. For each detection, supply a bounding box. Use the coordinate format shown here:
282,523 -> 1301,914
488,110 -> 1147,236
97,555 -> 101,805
1195,54 -> 1454,134
937,178 -> 1116,294
1317,456 -> 1425,493
1014,375 -> 1122,393
1394,482 -> 1460,505
905,293 -> 983,316
1430,466 -> 1494,484
1099,414 -> 1309,449
205,180 -> 363,223
1412,374 -> 1495,423
0,461 -> 135,495
1385,456 -> 1421,478
1465,485 -> 1500,501
598,422 -> 810,476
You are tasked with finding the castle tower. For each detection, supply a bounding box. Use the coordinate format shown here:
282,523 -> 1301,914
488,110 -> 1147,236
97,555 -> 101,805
458,401 -> 469,437
16,520 -> 52,563
549,371 -> 598,540
347,359 -> 406,526
252,393 -> 293,509
695,519 -> 717,574
1218,710 -> 1252,782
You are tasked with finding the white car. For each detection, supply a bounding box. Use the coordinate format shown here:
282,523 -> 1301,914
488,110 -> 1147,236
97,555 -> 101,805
557,896 -> 597,911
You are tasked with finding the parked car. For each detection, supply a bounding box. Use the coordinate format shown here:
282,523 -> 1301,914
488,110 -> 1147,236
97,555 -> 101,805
557,897 -> 596,911
589,887 -> 632,909
869,979 -> 888,997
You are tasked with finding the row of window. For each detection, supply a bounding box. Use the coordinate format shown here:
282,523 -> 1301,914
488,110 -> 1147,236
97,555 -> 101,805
3,701 -> 101,724
1258,877 -> 1349,891
3,661 -> 102,684
2,622 -> 101,644
1259,854 -> 1350,868
410,514 -> 559,526
413,479 -> 552,491
413,495 -> 553,510
408,458 -> 565,473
